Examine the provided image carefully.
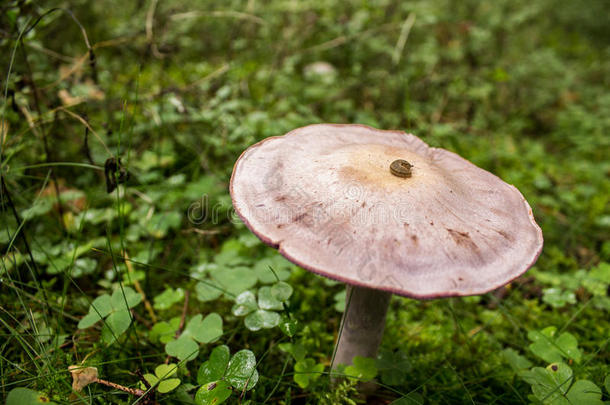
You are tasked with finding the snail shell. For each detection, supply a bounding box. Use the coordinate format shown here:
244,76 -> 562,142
390,159 -> 413,178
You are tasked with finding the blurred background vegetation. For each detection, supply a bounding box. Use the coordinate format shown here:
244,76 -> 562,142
1,0 -> 609,404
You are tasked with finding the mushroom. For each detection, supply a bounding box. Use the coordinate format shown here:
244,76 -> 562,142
230,124 -> 543,376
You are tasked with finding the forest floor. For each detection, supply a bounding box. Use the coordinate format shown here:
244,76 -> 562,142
1,0 -> 609,404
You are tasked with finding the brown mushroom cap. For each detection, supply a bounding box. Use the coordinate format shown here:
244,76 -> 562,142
230,124 -> 543,298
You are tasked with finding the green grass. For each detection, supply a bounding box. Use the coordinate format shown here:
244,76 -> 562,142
1,0 -> 609,404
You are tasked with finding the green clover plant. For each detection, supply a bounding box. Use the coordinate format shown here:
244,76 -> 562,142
195,345 -> 259,405
232,281 -> 293,331
503,326 -> 605,405
78,286 -> 142,344
165,314 -> 223,361
279,342 -> 325,389
140,364 -> 181,394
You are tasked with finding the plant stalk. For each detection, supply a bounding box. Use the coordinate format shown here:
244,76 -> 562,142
331,285 -> 392,373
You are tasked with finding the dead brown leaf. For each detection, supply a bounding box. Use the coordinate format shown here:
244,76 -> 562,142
69,365 -> 98,391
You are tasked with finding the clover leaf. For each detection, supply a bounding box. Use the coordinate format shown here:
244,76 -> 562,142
6,388 -> 56,405
344,356 -> 378,382
196,251 -> 290,301
253,256 -> 291,284
528,327 -> 582,364
542,288 -> 576,308
334,290 -> 346,312
195,380 -> 232,405
198,345 -> 230,385
270,281 -> 293,302
226,349 -> 259,391
150,317 -> 180,344
246,309 -> 281,331
78,287 -> 142,344
140,364 -> 181,394
195,281 -> 223,302
566,380 -> 603,405
522,362 -> 603,405
278,342 -> 307,362
502,348 -> 533,374
278,314 -> 298,337
214,244 -> 246,267
165,313 -> 223,361
211,266 -> 258,296
166,336 -> 199,363
153,288 -> 184,311
294,358 -> 324,388
232,291 -> 258,316
6,387 -> 55,405
258,286 -> 284,310
232,282 -> 292,331
195,347 -> 259,405
377,349 -> 410,386
522,362 -> 573,402
71,258 -> 98,278
585,262 -> 610,296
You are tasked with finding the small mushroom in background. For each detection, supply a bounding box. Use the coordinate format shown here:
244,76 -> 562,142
303,61 -> 337,81
230,124 -> 543,382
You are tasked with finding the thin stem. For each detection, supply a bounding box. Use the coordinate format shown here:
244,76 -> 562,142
331,285 -> 392,372
95,378 -> 145,396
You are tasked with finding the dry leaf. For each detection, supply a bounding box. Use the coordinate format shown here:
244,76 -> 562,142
58,89 -> 84,106
84,79 -> 105,101
69,365 -> 98,391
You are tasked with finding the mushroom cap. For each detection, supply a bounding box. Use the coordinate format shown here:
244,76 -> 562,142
230,124 -> 543,298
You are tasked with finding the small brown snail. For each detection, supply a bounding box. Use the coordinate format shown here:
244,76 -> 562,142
390,159 -> 413,178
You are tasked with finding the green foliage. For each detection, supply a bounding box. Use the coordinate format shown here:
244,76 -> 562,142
194,281 -> 223,302
502,348 -> 533,373
278,342 -> 307,363
1,0 -> 609,403
78,286 -> 142,344
278,341 -> 326,389
278,314 -> 299,337
528,327 -> 582,364
140,364 -> 181,394
522,363 -> 603,405
542,288 -> 576,308
226,350 -> 260,391
344,356 -> 379,382
334,290 -> 347,312
165,314 -> 223,361
232,281 -> 293,331
294,358 -> 325,388
195,380 -> 232,405
534,262 -> 610,311
315,379 -> 362,405
506,327 -> 605,405
377,349 -> 411,386
150,316 -> 180,344
145,211 -> 182,239
6,388 -> 56,405
211,266 -> 258,297
195,346 -> 259,404
197,345 -> 231,385
153,287 -> 185,311
252,257 -> 292,283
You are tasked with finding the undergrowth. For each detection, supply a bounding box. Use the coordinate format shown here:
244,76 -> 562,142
1,0 -> 609,404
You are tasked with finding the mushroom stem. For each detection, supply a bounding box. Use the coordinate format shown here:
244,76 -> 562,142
332,285 -> 392,374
